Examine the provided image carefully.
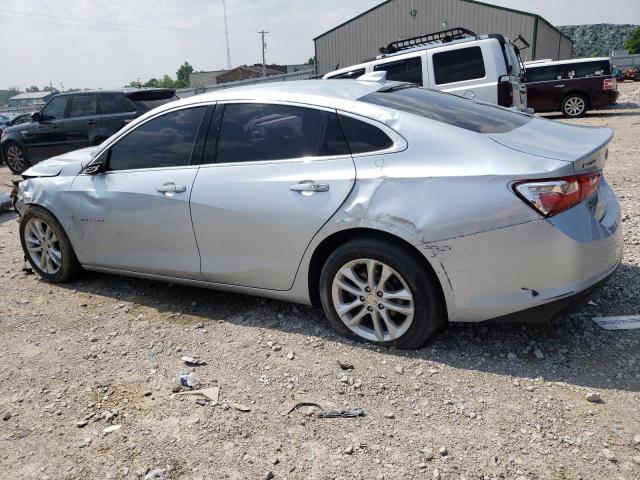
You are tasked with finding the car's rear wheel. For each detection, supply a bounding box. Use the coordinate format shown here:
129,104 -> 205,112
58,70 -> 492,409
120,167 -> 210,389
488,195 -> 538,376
19,206 -> 81,283
4,143 -> 30,174
319,237 -> 444,349
561,94 -> 589,118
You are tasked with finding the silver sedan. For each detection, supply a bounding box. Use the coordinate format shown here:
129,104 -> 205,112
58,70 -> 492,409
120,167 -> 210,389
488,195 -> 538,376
16,80 -> 622,349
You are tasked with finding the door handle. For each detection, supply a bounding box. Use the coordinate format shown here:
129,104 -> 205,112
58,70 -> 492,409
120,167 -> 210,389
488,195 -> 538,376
554,85 -> 565,88
87,120 -> 96,125
156,183 -> 187,194
290,181 -> 329,193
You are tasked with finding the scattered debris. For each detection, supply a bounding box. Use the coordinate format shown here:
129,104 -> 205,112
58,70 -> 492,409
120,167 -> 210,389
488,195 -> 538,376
3,412 -> 12,421
337,360 -> 354,370
287,351 -> 295,360
102,424 -> 121,434
263,472 -> 275,480
174,387 -> 220,404
181,356 -> 206,366
602,448 -> 617,463
586,392 -> 602,403
144,468 -> 168,480
195,399 -> 208,406
287,402 -> 365,419
75,420 -> 88,428
0,191 -> 12,212
177,372 -> 199,388
592,315 -> 640,330
225,401 -> 251,412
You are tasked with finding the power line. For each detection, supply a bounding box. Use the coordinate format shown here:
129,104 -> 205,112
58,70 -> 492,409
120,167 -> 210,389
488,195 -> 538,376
0,7 -> 220,33
222,0 -> 232,70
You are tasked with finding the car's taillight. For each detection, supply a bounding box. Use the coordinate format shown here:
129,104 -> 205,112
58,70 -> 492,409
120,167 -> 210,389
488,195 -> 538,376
514,172 -> 601,217
603,78 -> 616,91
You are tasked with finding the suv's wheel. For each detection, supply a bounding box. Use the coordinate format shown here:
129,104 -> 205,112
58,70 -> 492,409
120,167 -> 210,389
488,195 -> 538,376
3,143 -> 30,174
19,206 -> 81,283
561,94 -> 589,118
319,237 -> 444,349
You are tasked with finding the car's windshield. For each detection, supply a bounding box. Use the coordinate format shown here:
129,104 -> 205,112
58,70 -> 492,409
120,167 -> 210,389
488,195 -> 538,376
360,85 -> 532,134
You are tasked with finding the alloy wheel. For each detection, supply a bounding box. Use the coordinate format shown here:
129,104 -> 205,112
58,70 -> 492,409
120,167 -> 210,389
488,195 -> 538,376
6,144 -> 25,172
331,258 -> 415,342
24,218 -> 63,275
564,97 -> 586,117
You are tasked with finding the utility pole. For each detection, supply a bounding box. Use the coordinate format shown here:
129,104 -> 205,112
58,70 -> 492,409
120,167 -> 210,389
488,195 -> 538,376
222,0 -> 232,70
60,82 -> 64,92
258,29 -> 269,77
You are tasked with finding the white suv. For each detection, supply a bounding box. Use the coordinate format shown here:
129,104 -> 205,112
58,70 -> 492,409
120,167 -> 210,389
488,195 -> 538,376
324,28 -> 528,110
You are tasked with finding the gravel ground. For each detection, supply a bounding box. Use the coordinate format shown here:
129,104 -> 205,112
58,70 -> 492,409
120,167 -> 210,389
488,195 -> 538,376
0,83 -> 639,480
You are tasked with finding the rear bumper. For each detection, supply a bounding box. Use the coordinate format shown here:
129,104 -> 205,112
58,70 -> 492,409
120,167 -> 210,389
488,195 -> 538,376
423,180 -> 622,323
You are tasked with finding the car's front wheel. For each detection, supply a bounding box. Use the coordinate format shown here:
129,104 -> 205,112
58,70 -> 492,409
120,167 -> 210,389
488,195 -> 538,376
19,206 -> 81,283
3,143 -> 30,174
561,94 -> 589,118
319,237 -> 444,349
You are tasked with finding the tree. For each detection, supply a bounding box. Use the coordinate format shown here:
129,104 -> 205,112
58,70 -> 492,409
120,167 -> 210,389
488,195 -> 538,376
127,80 -> 142,88
26,85 -> 40,92
176,62 -> 194,88
158,75 -> 176,88
144,78 -> 160,88
307,57 -> 316,65
625,27 -> 640,54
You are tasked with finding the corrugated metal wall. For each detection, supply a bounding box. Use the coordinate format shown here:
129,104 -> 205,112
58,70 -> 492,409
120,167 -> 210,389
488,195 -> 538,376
315,0 -> 540,74
559,35 -> 573,60
535,18 -> 568,61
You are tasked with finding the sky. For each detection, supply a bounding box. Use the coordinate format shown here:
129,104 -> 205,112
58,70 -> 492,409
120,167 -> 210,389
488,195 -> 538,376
1,0 -> 639,91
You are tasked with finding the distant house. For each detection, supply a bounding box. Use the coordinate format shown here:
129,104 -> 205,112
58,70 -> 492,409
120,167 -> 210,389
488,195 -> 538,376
188,63 -> 314,87
216,65 -> 284,84
8,91 -> 56,108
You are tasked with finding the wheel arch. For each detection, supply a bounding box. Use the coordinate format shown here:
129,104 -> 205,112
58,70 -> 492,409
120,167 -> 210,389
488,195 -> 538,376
559,90 -> 591,110
307,227 -> 449,317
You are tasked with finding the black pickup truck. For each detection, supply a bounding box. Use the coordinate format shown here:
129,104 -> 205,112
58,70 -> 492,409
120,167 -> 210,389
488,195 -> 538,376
0,88 -> 178,174
524,57 -> 619,118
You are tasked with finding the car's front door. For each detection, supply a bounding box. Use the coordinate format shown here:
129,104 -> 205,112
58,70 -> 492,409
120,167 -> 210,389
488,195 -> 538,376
23,96 -> 68,161
67,105 -> 210,278
61,94 -> 99,152
190,102 -> 356,290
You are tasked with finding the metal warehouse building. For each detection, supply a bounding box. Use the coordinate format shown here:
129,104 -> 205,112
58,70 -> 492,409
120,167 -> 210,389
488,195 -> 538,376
314,0 -> 573,74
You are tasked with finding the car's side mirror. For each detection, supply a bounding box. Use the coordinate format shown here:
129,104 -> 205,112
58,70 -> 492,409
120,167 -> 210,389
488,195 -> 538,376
32,112 -> 42,122
84,150 -> 109,175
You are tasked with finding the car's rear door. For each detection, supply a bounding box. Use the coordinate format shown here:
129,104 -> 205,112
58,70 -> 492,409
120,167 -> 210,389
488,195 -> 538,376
61,93 -> 98,152
96,93 -> 139,140
67,104 -> 210,278
190,102 -> 356,291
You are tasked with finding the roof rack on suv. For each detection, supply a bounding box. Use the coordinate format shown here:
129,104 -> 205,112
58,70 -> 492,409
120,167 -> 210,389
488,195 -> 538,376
379,27 -> 478,55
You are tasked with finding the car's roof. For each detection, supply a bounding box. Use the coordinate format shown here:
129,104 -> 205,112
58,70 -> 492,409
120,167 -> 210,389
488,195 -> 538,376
55,88 -> 176,97
175,80 -> 388,109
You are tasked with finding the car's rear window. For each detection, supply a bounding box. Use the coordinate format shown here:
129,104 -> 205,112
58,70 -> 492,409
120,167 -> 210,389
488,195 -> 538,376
360,86 -> 532,134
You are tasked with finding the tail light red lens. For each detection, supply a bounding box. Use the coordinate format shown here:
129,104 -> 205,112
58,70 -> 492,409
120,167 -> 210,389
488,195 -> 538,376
603,78 -> 616,91
514,172 -> 601,217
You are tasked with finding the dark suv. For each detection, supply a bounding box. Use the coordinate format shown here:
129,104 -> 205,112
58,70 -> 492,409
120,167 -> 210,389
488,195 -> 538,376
524,57 -> 618,118
0,88 -> 178,174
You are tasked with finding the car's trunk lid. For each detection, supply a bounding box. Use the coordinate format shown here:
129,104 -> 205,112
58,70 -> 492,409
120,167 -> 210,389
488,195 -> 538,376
489,117 -> 613,173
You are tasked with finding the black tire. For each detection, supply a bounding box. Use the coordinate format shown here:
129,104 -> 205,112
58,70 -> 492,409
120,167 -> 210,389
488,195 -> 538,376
561,93 -> 589,118
319,237 -> 444,349
3,142 -> 31,174
19,206 -> 81,283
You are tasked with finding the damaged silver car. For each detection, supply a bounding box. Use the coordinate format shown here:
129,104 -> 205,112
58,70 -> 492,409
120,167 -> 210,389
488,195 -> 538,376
16,80 -> 622,349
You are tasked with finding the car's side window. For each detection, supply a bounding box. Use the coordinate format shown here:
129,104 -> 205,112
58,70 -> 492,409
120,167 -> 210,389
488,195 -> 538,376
525,66 -> 558,82
41,96 -> 68,120
213,103 -> 350,164
108,106 -> 206,171
433,46 -> 486,85
99,94 -> 129,114
68,94 -> 98,118
338,114 -> 393,154
374,57 -> 423,84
